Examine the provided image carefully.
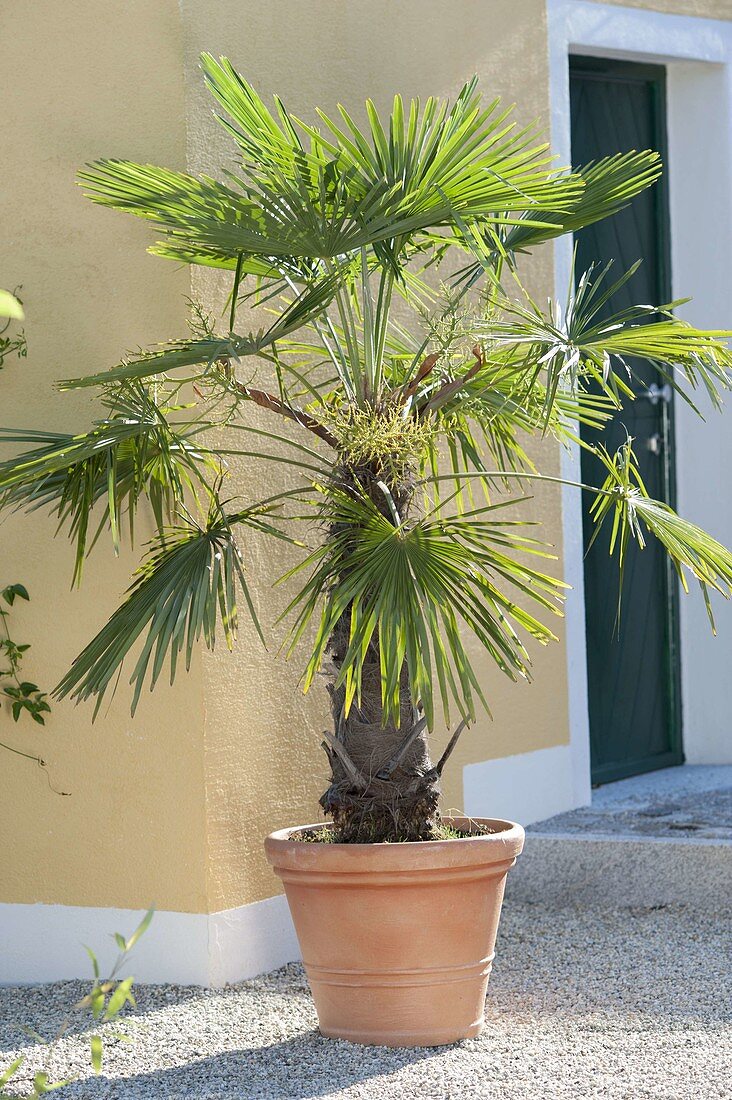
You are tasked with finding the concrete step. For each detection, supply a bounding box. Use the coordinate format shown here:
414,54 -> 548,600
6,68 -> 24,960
528,764 -> 732,843
506,832 -> 731,910
505,765 -> 732,910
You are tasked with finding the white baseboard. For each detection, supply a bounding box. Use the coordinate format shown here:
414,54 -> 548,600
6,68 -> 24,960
2,746 -> 581,986
462,743 -> 580,826
0,894 -> 300,987
208,894 -> 300,987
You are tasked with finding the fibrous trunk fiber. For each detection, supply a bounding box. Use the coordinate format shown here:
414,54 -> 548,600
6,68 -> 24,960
320,619 -> 440,843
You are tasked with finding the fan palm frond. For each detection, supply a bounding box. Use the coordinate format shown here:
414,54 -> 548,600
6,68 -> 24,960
503,151 -> 663,252
80,61 -> 590,276
306,90 -> 584,218
453,151 -> 662,287
0,385 -> 217,581
281,488 -> 565,728
485,261 -> 732,418
588,440 -> 732,628
203,53 -> 586,221
59,274 -> 340,390
54,497 -> 267,714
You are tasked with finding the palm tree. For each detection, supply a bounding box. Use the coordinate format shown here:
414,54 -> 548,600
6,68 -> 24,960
3,57 -> 732,842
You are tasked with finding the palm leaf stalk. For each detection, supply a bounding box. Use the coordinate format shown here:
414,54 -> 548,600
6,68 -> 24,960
4,57 -> 732,841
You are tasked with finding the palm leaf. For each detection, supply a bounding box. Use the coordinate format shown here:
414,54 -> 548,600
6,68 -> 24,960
453,151 -> 662,286
503,151 -> 663,251
280,488 -> 564,727
80,60 -> 589,275
54,499 -> 259,714
485,262 -> 732,419
59,274 -> 339,389
0,385 -> 216,581
588,440 -> 732,629
305,78 -> 584,217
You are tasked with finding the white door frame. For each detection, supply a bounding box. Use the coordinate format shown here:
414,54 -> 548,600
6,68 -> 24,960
548,0 -> 732,782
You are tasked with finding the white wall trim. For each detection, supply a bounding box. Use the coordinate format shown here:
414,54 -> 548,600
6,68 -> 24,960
666,57 -> 732,763
463,744 -> 577,825
208,894 -> 300,987
0,894 -> 300,987
548,0 -> 732,771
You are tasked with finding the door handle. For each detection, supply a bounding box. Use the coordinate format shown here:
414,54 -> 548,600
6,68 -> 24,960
641,382 -> 672,405
647,432 -> 663,455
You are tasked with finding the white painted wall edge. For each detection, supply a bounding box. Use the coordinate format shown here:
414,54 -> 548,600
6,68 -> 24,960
463,744 -> 576,826
548,0 -> 732,767
666,57 -> 732,764
208,894 -> 300,988
0,894 -> 300,987
550,0 -> 731,64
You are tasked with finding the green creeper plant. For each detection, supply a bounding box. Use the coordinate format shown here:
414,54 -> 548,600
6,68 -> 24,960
1,584 -> 51,727
0,293 -> 60,790
2,57 -> 732,841
0,909 -> 153,1098
0,583 -> 63,791
0,289 -> 26,369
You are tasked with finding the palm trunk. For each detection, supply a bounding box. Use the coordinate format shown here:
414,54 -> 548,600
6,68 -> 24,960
320,640 -> 441,842
319,463 -> 441,843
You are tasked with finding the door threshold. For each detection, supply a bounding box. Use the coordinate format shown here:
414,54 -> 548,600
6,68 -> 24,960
591,752 -> 684,787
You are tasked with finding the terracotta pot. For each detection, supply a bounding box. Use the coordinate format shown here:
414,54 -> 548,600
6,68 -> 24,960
265,816 -> 524,1047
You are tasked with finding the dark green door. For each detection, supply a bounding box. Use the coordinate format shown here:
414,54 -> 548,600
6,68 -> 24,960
570,56 -> 683,783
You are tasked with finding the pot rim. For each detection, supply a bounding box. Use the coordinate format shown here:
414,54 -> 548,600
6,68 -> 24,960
265,815 -> 524,872
268,815 -> 522,847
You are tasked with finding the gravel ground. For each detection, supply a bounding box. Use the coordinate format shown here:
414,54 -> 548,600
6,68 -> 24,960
530,765 -> 732,840
1,898 -> 730,1100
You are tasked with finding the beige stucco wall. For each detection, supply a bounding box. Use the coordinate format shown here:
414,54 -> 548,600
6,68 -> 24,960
0,1 -> 208,912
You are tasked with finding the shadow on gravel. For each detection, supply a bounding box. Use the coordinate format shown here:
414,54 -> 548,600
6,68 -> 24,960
0,983 -> 204,1055
72,1033 -> 445,1099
